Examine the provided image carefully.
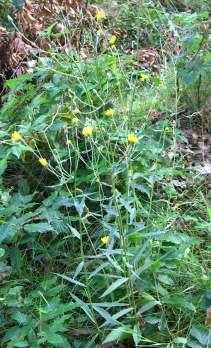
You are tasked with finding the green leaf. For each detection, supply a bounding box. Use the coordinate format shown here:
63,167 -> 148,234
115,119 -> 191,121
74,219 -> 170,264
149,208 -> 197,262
24,223 -> 54,233
55,273 -> 86,288
93,305 -> 119,326
71,294 -> 95,324
11,311 -> 29,324
190,325 -> 211,345
103,326 -> 132,344
163,296 -> 196,312
0,248 -> 5,258
133,324 -> 142,346
0,159 -> 7,175
47,333 -> 64,345
100,277 -> 128,298
68,225 -> 80,239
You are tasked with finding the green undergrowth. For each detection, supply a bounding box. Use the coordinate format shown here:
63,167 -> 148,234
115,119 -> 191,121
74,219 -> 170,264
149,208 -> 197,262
0,1 -> 210,348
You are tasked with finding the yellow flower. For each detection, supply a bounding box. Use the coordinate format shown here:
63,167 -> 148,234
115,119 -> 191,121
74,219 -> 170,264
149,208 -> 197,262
159,83 -> 166,89
66,140 -> 72,145
128,133 -> 138,144
105,108 -> 114,117
110,35 -> 117,45
38,158 -> 48,167
71,117 -> 79,125
96,9 -> 105,21
82,126 -> 94,137
11,131 -> 21,142
111,44 -> 116,50
101,236 -> 109,245
140,73 -> 148,81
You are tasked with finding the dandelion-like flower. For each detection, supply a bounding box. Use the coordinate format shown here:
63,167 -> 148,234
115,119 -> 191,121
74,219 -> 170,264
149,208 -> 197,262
101,236 -> 109,245
128,133 -> 138,144
96,9 -> 105,21
11,131 -> 21,141
71,117 -> 79,125
82,126 -> 94,137
110,35 -> 117,45
105,108 -> 114,117
39,158 -> 48,167
140,73 -> 148,81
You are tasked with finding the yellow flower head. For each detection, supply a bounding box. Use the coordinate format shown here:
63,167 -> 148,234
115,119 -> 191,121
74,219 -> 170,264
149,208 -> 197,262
111,44 -> 116,50
96,9 -> 105,21
110,35 -> 117,45
101,236 -> 109,245
66,140 -> 72,145
128,133 -> 138,144
159,83 -> 166,89
82,126 -> 94,137
11,131 -> 21,142
140,73 -> 148,81
71,117 -> 79,125
105,108 -> 114,117
39,158 -> 48,167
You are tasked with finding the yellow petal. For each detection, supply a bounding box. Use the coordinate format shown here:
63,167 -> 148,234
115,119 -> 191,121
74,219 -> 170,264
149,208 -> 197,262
105,108 -> 114,117
96,9 -> 105,21
82,126 -> 94,137
11,131 -> 21,141
71,117 -> 79,125
110,35 -> 117,45
128,133 -> 138,144
101,236 -> 109,245
38,158 -> 48,167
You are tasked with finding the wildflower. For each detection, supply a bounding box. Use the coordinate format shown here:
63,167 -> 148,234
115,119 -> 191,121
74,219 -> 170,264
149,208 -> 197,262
159,83 -> 166,89
96,9 -> 105,21
128,133 -> 138,144
71,117 -> 79,125
110,35 -> 117,45
63,124 -> 68,129
140,73 -> 148,81
101,236 -> 109,245
11,131 -> 21,141
111,44 -> 116,50
66,140 -> 72,145
82,126 -> 94,137
105,108 -> 114,117
38,158 -> 48,167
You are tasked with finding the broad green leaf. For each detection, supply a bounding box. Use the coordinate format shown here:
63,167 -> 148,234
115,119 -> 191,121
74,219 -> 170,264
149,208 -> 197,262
47,333 -> 64,345
24,223 -> 54,233
163,296 -> 196,312
100,277 -> 128,298
190,325 -> 211,345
